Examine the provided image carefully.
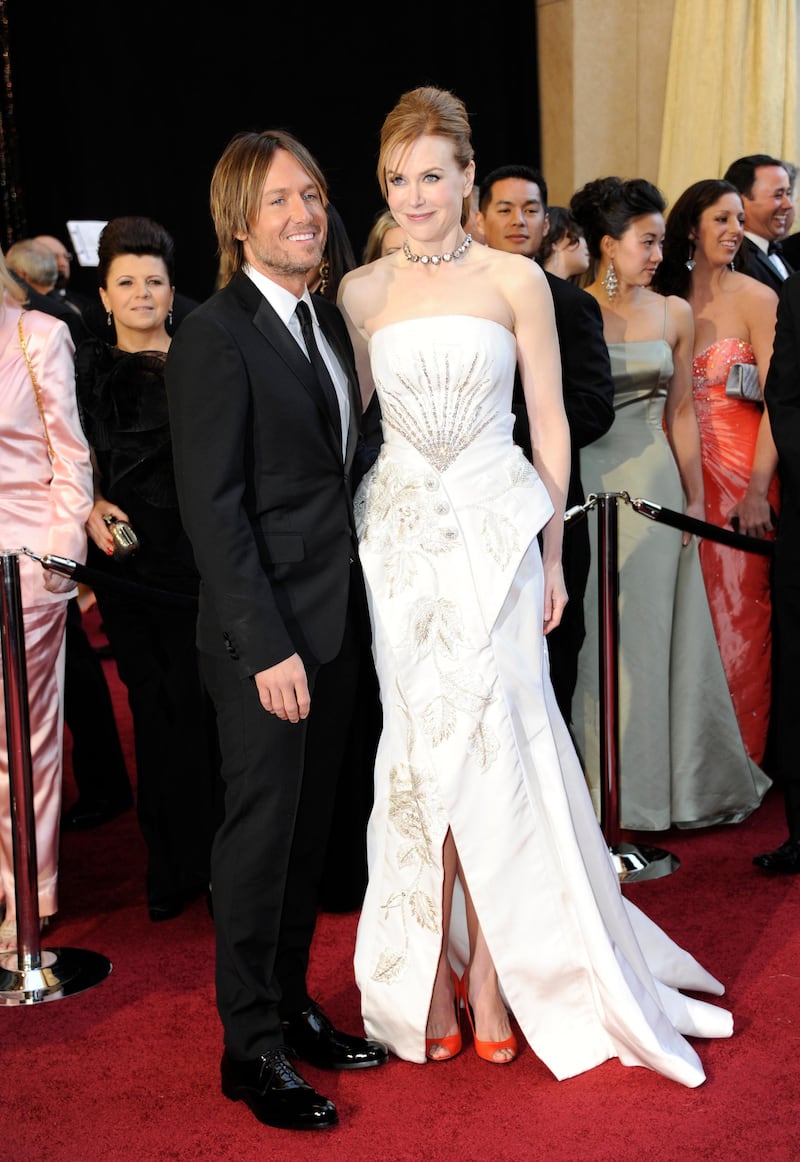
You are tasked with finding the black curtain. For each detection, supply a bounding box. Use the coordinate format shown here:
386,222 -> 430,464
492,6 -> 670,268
3,3 -> 540,302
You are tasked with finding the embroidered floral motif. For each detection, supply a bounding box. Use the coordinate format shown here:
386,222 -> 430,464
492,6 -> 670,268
355,460 -> 459,597
371,694 -> 448,983
377,348 -> 495,472
370,596 -> 499,984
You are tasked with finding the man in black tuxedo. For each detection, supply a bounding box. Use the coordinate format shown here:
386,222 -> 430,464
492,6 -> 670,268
755,271 -> 800,873
165,129 -> 387,1133
5,237 -> 91,345
478,165 -> 614,724
724,154 -> 795,292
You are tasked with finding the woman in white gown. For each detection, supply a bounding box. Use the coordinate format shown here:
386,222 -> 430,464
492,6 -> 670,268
337,87 -> 732,1087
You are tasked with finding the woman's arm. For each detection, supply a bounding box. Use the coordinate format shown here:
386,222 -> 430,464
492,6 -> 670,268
515,259 -> 570,632
664,296 -> 704,542
728,283 -> 779,537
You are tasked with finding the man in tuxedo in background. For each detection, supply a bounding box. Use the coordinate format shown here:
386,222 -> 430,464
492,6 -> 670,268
724,154 -> 795,292
165,129 -> 386,1133
33,234 -> 94,315
477,165 -> 615,726
755,271 -> 800,874
5,237 -> 90,345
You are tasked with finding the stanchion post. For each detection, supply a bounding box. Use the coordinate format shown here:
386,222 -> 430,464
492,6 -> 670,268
592,498 -> 679,882
0,552 -> 43,966
596,495 -> 621,847
0,550 -> 112,1004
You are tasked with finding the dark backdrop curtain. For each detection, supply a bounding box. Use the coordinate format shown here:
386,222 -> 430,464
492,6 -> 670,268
0,0 -> 24,247
2,3 -> 540,302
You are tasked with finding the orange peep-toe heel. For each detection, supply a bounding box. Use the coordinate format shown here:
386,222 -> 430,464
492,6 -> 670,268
462,972 -> 518,1064
425,969 -> 463,1062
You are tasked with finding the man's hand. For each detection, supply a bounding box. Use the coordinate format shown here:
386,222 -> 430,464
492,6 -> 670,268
254,653 -> 310,723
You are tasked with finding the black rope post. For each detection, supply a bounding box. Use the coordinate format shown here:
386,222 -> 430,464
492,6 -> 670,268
596,493 -> 621,845
593,497 -> 679,883
0,550 -> 111,1004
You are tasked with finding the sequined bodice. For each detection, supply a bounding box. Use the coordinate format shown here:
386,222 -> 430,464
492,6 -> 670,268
368,316 -> 517,472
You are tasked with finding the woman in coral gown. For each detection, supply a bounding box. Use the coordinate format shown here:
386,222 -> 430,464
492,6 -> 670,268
338,87 -> 733,1089
656,179 -> 780,766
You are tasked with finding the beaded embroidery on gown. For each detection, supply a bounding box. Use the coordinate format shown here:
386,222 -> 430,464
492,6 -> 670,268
353,316 -> 732,1087
573,339 -> 770,830
692,338 -> 779,765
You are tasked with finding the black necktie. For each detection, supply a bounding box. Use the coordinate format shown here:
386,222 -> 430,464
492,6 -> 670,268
295,300 -> 342,443
768,240 -> 783,256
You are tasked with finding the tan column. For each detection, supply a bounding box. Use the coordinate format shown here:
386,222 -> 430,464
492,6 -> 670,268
536,0 -> 675,206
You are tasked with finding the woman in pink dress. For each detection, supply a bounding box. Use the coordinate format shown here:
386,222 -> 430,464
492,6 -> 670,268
656,179 -> 779,765
0,251 -> 93,949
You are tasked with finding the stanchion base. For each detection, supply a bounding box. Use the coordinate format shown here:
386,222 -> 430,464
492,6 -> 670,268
0,946 -> 112,1005
611,843 -> 679,883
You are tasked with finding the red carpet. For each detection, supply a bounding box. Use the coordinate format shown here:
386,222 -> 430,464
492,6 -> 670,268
4,606 -> 800,1161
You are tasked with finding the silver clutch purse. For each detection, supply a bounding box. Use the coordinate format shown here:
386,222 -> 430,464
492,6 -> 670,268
725,362 -> 762,402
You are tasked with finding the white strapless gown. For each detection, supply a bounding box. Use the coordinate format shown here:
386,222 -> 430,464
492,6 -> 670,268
353,316 -> 732,1087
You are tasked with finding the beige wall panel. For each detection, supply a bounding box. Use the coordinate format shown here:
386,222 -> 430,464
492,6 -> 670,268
537,0 -> 675,205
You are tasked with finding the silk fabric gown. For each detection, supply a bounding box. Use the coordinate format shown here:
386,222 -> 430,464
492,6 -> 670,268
353,316 -> 732,1087
0,303 -> 92,925
573,339 -> 770,831
692,339 -> 779,765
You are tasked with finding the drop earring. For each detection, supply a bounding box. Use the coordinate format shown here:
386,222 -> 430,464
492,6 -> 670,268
601,260 -> 618,301
167,309 -> 174,328
106,311 -> 113,327
685,241 -> 696,272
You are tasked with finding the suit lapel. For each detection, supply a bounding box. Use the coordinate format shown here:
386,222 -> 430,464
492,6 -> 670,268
249,293 -> 342,452
747,240 -> 785,290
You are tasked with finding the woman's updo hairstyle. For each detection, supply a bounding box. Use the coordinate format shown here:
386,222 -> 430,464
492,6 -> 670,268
570,177 -> 666,259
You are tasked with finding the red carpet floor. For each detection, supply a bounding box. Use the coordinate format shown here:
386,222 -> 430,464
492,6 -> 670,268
4,608 -> 800,1161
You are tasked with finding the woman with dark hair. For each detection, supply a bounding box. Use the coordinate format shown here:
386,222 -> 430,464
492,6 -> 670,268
540,205 -> 591,283
655,179 -> 779,767
569,177 -> 768,831
76,216 -> 219,922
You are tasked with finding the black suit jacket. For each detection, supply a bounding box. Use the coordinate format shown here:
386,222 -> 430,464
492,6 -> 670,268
733,235 -> 794,293
13,273 -> 91,346
780,232 -> 800,272
764,271 -> 800,827
512,271 -> 614,509
512,271 -> 614,720
165,271 -> 363,676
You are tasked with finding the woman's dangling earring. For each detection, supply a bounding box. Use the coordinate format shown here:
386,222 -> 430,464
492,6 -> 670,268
318,258 -> 330,297
168,309 -> 174,328
685,241 -> 696,272
601,259 -> 618,301
106,311 -> 113,327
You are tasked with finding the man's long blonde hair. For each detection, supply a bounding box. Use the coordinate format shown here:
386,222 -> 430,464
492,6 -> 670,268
211,129 -> 329,283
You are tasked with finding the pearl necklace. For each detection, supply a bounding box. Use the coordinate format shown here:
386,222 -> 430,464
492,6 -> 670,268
402,233 -> 472,265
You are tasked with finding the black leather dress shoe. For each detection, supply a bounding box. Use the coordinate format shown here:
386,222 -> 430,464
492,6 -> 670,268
753,838 -> 800,874
281,1002 -> 388,1070
61,797 -> 133,832
220,1048 -> 337,1131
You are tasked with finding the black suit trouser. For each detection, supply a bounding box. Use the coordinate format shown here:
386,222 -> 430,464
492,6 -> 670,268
200,585 -> 362,1060
770,529 -> 800,839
